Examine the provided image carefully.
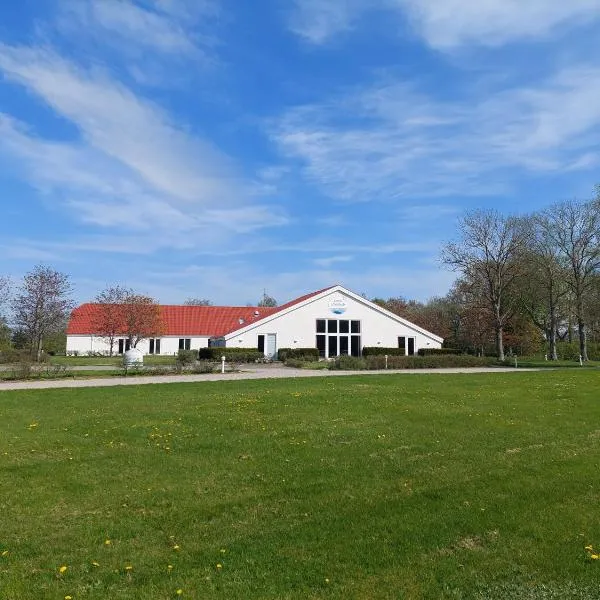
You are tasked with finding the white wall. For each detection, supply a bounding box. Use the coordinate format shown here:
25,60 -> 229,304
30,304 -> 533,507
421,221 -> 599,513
66,335 -> 211,356
224,289 -> 442,357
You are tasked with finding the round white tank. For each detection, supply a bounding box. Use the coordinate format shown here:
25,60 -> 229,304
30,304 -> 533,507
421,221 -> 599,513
123,347 -> 144,367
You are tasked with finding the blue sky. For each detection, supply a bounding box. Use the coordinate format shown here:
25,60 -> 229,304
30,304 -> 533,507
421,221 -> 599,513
1,0 -> 599,306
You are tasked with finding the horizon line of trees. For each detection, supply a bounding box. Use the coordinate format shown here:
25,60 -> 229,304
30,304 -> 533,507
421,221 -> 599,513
2,189 -> 599,362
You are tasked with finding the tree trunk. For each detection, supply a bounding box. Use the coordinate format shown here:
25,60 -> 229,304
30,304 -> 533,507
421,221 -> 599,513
36,335 -> 43,362
549,305 -> 558,360
496,326 -> 504,361
577,297 -> 588,361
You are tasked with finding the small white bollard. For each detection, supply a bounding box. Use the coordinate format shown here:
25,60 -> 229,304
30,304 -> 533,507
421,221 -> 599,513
385,354 -> 388,370
514,356 -> 518,368
579,354 -> 583,366
221,356 -> 226,374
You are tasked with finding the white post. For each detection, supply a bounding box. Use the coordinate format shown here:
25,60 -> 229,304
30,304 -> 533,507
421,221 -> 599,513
514,356 -> 518,368
221,356 -> 226,374
579,354 -> 583,366
385,355 -> 388,370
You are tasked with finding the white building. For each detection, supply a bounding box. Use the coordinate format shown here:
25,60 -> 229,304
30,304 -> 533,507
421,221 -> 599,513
66,285 -> 443,358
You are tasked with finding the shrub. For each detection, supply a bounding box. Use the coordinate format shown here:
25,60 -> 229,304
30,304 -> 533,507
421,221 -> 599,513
278,348 -> 320,361
198,347 -> 264,363
0,348 -> 32,364
190,362 -> 216,374
361,347 -> 405,356
176,349 -> 198,367
418,348 -> 461,356
364,354 -> 499,369
328,355 -> 366,370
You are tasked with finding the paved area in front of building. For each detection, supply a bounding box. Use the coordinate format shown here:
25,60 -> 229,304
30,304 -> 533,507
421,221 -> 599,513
0,364 -> 541,392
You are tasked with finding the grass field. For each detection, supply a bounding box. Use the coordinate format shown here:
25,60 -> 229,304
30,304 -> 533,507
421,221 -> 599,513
1,372 -> 600,599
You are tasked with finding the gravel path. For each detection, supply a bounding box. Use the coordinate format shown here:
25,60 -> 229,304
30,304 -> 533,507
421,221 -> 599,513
0,365 -> 539,391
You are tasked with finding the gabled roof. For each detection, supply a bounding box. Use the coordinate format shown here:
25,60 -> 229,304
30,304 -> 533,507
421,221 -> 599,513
222,284 -> 444,344
67,286 -> 335,337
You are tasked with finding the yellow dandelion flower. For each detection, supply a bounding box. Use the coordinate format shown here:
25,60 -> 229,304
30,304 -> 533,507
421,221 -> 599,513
1,550 -> 8,557
65,596 -> 72,600
585,545 -> 593,551
91,561 -> 100,567
59,565 -> 68,574
176,590 -> 183,596
216,563 -> 222,569
172,545 -> 180,551
591,554 -> 599,560
220,548 -> 226,554
167,564 -> 174,571
104,539 -> 112,546
125,565 -> 133,571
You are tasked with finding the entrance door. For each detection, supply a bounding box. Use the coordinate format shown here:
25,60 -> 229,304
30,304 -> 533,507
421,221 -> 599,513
266,334 -> 277,359
408,337 -> 415,356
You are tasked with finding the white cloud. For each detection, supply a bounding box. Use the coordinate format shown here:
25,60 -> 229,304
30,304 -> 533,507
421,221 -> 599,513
0,44 -> 287,243
289,0 -> 363,44
313,255 -> 354,267
273,65 -> 600,201
290,0 -> 600,48
395,0 -> 600,49
63,0 -> 197,55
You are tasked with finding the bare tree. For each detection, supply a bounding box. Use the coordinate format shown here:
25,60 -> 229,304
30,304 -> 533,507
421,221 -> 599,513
539,198 -> 600,361
12,265 -> 73,361
442,209 -> 526,361
258,290 -> 278,307
91,285 -> 129,356
0,275 -> 10,318
183,298 -> 212,306
518,215 -> 570,360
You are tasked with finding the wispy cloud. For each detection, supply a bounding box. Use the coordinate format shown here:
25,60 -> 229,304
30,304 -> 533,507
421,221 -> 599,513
289,0 -> 600,48
0,43 -> 287,243
273,65 -> 600,201
313,254 -> 353,267
60,0 -> 199,56
289,0 -> 363,44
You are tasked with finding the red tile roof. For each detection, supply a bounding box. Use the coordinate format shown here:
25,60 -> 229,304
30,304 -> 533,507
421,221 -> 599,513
67,286 -> 335,337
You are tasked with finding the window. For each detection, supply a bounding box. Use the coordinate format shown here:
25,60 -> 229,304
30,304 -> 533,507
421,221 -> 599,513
339,336 -> 349,355
148,339 -> 161,355
179,338 -> 191,350
328,336 -> 338,357
408,337 -> 415,356
398,336 -> 406,353
257,334 -> 265,353
118,339 -> 131,354
315,319 -> 361,357
316,335 -> 326,357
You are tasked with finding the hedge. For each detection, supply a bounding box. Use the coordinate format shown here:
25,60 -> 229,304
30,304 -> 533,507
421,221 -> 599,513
417,348 -> 461,356
326,354 -> 500,370
278,348 -> 320,361
361,347 -> 405,356
198,347 -> 264,362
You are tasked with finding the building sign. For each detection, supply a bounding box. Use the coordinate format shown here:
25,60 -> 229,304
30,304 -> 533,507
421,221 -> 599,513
328,295 -> 347,315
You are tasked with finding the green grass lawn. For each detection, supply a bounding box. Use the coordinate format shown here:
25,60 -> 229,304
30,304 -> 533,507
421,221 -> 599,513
1,372 -> 600,599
